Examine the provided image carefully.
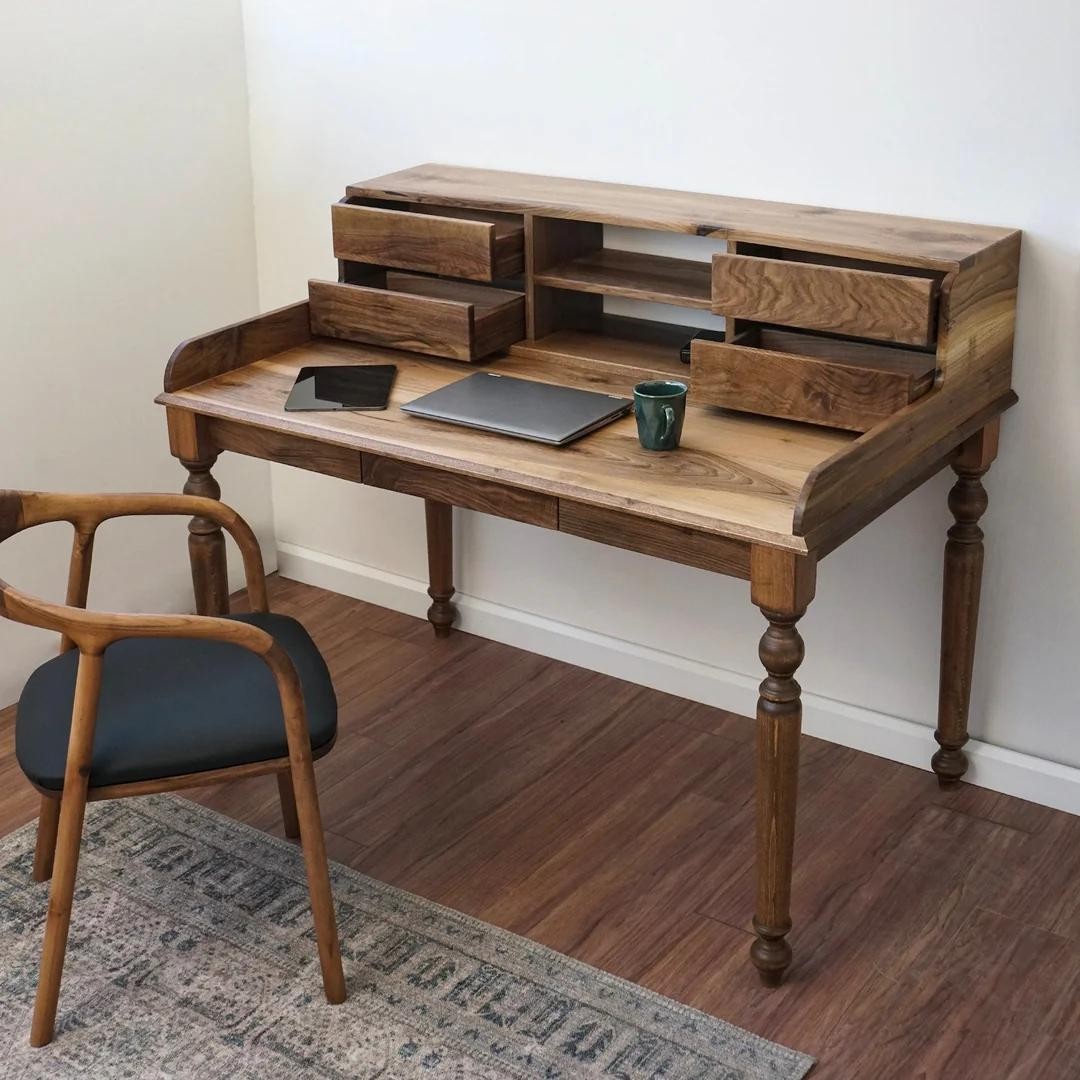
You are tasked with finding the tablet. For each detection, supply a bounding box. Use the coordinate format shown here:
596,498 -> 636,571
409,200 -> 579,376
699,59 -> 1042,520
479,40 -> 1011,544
284,365 -> 396,412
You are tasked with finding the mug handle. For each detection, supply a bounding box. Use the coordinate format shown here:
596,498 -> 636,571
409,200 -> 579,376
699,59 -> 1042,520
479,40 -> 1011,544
660,404 -> 676,443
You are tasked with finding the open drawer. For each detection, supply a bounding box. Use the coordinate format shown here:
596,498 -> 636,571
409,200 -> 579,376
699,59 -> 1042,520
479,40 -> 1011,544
712,252 -> 939,346
308,272 -> 525,362
691,326 -> 937,431
332,200 -> 524,281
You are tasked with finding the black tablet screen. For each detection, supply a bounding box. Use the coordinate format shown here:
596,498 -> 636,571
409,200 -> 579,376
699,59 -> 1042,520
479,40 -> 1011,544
284,365 -> 396,411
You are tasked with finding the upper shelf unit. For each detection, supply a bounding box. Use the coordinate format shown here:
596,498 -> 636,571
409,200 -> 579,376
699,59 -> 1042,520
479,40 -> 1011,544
305,164 -> 1018,435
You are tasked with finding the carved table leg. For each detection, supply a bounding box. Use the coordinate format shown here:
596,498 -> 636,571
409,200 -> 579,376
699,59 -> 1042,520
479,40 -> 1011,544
749,547 -> 816,987
425,500 -> 457,637
933,422 -> 999,787
181,453 -> 229,616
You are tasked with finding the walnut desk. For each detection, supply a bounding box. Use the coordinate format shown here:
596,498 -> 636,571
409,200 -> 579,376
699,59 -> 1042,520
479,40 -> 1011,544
157,164 -> 1020,985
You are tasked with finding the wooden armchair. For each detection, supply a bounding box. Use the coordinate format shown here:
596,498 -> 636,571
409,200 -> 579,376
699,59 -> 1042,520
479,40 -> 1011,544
0,490 -> 346,1047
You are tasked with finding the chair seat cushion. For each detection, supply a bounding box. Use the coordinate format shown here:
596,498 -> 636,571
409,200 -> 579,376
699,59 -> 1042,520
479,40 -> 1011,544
16,613 -> 337,792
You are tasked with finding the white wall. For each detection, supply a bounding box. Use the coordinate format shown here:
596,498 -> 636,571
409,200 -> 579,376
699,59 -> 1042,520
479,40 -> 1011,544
0,2 -> 272,706
241,3 -> 1080,788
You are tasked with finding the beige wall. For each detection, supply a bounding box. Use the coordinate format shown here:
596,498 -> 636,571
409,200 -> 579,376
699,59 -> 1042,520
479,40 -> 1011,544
0,2 -> 272,705
242,0 -> 1080,798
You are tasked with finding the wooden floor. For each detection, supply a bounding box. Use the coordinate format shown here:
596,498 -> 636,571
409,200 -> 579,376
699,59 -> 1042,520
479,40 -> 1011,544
2,576 -> 1079,1078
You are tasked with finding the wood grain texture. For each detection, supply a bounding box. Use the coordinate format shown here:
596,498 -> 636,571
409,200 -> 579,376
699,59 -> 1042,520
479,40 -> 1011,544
355,201 -> 526,279
362,453 -> 558,528
712,252 -> 938,345
4,575 -> 1079,1075
210,417 -> 363,483
692,327 -> 935,432
308,278 -> 524,362
331,201 -> 520,282
164,301 -> 311,393
536,248 -> 713,310
559,501 -> 750,578
348,163 -> 1016,269
158,343 -> 851,549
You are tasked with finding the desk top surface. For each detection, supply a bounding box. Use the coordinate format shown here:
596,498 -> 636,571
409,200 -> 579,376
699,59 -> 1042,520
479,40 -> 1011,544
159,339 -> 854,550
349,164 -> 1017,271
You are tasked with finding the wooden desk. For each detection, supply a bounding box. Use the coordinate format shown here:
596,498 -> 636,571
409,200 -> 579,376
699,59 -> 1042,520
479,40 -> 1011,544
157,165 -> 1020,986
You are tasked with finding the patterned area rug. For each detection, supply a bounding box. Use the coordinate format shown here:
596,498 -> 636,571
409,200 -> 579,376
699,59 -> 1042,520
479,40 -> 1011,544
0,796 -> 813,1078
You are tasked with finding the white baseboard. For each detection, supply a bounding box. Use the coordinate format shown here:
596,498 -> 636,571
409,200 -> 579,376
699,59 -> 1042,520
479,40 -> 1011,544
276,542 -> 1080,817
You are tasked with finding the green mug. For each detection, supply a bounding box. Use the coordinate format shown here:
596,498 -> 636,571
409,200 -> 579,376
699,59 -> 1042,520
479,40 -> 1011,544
634,380 -> 687,451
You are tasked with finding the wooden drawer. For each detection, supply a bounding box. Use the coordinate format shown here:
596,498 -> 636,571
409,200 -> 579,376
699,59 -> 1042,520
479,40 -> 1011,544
691,326 -> 936,432
308,273 -> 525,362
332,201 -> 524,281
361,454 -> 558,528
712,252 -> 938,346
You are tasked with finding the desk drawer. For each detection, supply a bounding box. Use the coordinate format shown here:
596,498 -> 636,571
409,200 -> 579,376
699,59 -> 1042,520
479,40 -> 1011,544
691,326 -> 936,431
332,201 -> 524,281
309,274 -> 525,362
712,253 -> 938,346
362,455 -> 558,528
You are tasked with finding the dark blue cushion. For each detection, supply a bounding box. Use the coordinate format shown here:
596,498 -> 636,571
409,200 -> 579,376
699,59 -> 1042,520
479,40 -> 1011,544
16,613 -> 337,792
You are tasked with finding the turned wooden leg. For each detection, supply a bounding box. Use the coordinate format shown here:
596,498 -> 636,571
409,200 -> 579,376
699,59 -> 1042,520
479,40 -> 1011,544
31,796 -> 61,883
424,500 -> 457,638
749,548 -> 816,987
31,652 -> 102,1047
277,770 -> 301,839
181,453 -> 229,617
933,422 -> 998,787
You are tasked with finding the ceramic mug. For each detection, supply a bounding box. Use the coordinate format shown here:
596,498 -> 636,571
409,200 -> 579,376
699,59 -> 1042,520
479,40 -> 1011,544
633,380 -> 687,451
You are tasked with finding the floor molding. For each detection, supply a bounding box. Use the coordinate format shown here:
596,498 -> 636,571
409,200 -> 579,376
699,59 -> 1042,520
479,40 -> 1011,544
277,542 -> 1080,817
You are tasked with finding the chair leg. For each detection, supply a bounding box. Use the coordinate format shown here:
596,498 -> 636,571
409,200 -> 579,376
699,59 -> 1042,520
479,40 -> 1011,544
30,652 -> 102,1048
288,757 -> 347,1004
276,770 -> 301,839
32,796 -> 61,883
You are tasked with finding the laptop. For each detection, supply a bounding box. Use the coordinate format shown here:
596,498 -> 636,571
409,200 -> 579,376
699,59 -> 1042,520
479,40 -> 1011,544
401,372 -> 633,446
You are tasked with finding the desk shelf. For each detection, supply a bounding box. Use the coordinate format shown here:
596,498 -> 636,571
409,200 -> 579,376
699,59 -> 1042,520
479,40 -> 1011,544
510,314 -> 696,391
534,248 -> 713,310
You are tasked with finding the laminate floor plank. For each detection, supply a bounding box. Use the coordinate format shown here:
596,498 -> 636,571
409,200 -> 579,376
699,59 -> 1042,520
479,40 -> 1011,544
1,574 -> 1077,1077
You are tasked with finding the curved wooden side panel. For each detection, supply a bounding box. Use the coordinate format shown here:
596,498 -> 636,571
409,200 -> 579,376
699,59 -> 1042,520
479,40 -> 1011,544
164,300 -> 311,392
793,231 -> 1021,553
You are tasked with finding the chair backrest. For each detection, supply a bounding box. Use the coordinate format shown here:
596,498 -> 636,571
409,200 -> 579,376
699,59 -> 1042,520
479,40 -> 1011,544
0,489 -> 269,651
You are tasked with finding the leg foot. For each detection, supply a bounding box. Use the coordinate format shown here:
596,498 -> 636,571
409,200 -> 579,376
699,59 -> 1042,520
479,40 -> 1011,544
751,921 -> 793,986
32,796 -> 61,883
933,423 -> 996,785
424,500 -> 457,638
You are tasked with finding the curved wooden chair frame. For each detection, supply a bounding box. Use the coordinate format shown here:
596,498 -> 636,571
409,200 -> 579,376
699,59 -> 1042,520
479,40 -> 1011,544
0,490 -> 346,1047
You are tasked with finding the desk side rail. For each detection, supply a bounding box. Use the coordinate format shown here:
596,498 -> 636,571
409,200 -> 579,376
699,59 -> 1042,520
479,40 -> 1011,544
794,233 -> 1021,552
164,300 -> 311,392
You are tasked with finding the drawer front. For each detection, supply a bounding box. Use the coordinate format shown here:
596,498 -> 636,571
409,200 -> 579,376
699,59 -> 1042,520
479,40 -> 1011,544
559,502 -> 750,578
332,203 -> 508,281
691,329 -> 935,432
712,253 -> 938,346
309,278 -> 524,362
362,455 -> 558,528
310,279 -> 476,361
